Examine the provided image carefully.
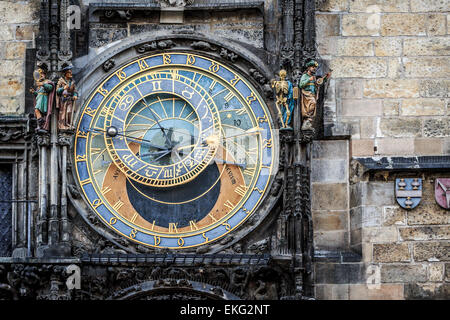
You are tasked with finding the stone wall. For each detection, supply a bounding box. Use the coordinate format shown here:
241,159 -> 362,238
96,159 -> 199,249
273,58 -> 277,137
316,0 -> 450,157
314,0 -> 450,300
0,0 -> 39,115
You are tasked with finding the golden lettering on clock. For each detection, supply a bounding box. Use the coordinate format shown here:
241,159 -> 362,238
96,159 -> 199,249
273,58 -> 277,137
178,237 -> 185,247
230,75 -> 239,87
112,200 -> 124,211
208,80 -> 216,92
130,229 -> 137,239
92,199 -> 102,208
76,155 -> 87,162
169,223 -> 178,233
234,185 -> 248,197
123,154 -> 138,168
80,178 -> 90,185
186,54 -> 195,65
189,220 -> 199,231
151,81 -> 162,91
202,232 -> 209,242
236,107 -> 246,115
209,62 -> 219,73
253,186 -> 264,194
109,217 -> 117,225
208,213 -> 217,222
98,86 -> 108,96
222,222 -> 231,231
182,87 -> 194,99
243,166 -> 256,176
263,139 -> 273,148
163,168 -> 173,178
116,69 -> 126,81
130,213 -> 139,223
163,54 -> 171,64
224,91 -> 234,103
85,107 -> 96,116
138,59 -> 149,70
154,235 -> 161,246
224,200 -> 234,211
101,186 -> 112,195
246,92 -> 256,104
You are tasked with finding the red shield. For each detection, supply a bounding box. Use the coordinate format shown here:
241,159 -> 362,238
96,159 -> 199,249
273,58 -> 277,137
435,178 -> 450,210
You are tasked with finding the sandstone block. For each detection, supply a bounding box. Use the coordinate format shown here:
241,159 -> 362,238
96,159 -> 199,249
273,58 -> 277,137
349,0 -> 410,12
342,99 -> 383,116
374,38 -> 402,56
312,140 -> 348,159
351,206 -> 383,229
312,183 -> 348,210
0,2 -> 38,24
444,138 -> 450,155
410,0 -> 450,12
0,60 -> 23,77
337,80 -> 363,99
15,24 -> 39,41
376,138 -> 415,155
381,14 -> 426,36
399,226 -> 450,241
331,57 -> 387,78
373,243 -> 410,262
387,58 -> 402,78
446,263 -> 450,281
313,210 -> 348,231
403,57 -> 450,78
379,119 -> 422,138
383,206 -> 406,226
316,14 -> 340,37
349,284 -> 404,300
316,0 -> 349,12
315,263 -> 365,284
414,138 -> 443,155
360,117 -> 376,139
0,26 -> 14,41
0,77 -> 24,97
403,37 -> 450,56
311,159 -> 348,183
363,80 -> 419,99
383,100 -> 400,116
414,242 -> 450,262
426,14 -> 447,36
4,42 -> 26,60
317,36 -> 338,56
0,96 -> 23,114
401,99 -> 445,116
381,264 -> 427,283
351,139 -> 374,156
342,14 -> 380,36
419,80 -> 449,98
429,263 -> 444,282
423,119 -> 450,137
337,38 -> 374,56
405,283 -> 450,299
314,230 -> 348,250
363,226 -> 398,243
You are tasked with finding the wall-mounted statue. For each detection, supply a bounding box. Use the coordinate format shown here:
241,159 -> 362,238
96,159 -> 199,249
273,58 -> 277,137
299,60 -> 331,130
30,63 -> 55,132
56,65 -> 78,130
271,69 -> 296,129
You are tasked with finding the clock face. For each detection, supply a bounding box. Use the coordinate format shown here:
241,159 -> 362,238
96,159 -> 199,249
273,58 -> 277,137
74,52 -> 276,249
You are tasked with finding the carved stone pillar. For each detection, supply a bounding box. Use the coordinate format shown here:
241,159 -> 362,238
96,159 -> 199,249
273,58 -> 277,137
36,133 -> 50,255
58,132 -> 72,246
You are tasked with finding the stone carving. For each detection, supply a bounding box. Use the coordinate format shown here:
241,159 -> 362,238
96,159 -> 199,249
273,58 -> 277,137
104,10 -> 133,20
190,41 -> 216,51
30,63 -> 55,132
102,59 -> 116,72
159,0 -> 194,8
299,60 -> 331,131
56,65 -> 78,130
136,40 -> 175,54
219,48 -> 238,62
248,238 -> 269,254
0,128 -> 24,142
271,70 -> 296,129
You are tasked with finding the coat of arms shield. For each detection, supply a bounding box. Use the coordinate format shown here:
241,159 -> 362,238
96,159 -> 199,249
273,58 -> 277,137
395,178 -> 422,210
435,178 -> 450,210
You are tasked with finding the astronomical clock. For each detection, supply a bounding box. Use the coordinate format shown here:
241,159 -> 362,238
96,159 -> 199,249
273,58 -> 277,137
74,53 -> 277,249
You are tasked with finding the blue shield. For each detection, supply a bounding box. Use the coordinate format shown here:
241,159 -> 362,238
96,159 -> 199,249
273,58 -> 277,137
395,178 -> 422,210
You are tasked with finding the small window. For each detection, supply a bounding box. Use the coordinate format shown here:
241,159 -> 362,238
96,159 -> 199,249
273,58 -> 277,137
0,165 -> 12,257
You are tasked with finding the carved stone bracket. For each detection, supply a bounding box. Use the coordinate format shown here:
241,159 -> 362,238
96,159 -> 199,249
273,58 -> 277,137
135,40 -> 176,54
36,133 -> 51,147
102,59 -> 116,72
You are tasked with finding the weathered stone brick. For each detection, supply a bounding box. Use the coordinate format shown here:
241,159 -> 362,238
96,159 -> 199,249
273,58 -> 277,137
414,242 -> 450,262
0,96 -> 23,114
312,140 -> 348,159
387,58 -> 402,78
414,138 -> 443,155
351,139 -> 374,156
373,243 -> 410,262
315,284 -> 350,300
337,80 -> 363,99
315,263 -> 366,284
314,230 -> 348,249
0,2 -> 38,24
0,77 -> 24,97
446,263 -> 450,281
383,206 -> 406,226
444,138 -> 450,155
381,264 -> 427,283
419,80 -> 449,98
316,14 -> 340,37
342,99 -> 383,116
376,138 -> 415,155
426,14 -> 447,36
429,263 -> 444,282
404,283 -> 450,299
363,226 -> 398,243
360,117 -> 376,139
349,284 -> 404,300
423,119 -> 450,137
383,100 -> 400,116
403,57 -> 450,78
349,0 -> 410,12
401,99 -> 445,116
381,14 -> 426,36
4,42 -> 26,60
312,159 -> 348,183
337,38 -> 374,56
0,60 -> 23,77
342,14 -> 380,36
0,26 -> 14,41
374,38 -> 402,56
313,210 -> 348,231
363,80 -> 419,99
331,57 -> 387,78
15,24 -> 38,41
403,37 -> 450,56
312,183 -> 348,210
316,0 -> 349,12
317,36 -> 338,56
399,226 -> 450,241
379,118 -> 422,138
410,0 -> 450,12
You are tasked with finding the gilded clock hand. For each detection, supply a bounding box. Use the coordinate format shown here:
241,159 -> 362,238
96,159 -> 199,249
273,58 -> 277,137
89,127 -> 169,151
143,103 -> 173,147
